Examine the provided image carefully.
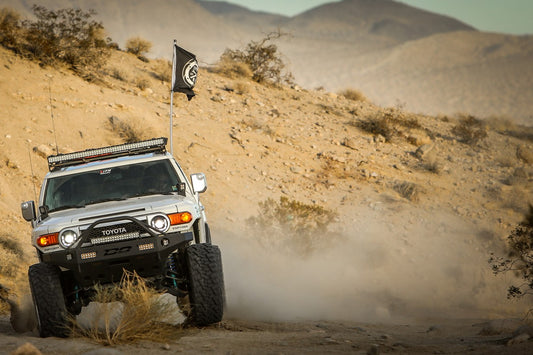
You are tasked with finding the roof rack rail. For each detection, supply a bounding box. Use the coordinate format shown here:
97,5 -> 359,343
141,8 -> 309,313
47,137 -> 168,171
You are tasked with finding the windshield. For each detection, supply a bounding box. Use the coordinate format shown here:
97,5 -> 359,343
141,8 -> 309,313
43,159 -> 180,213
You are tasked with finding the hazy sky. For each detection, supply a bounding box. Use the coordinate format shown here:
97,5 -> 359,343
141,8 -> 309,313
207,0 -> 533,35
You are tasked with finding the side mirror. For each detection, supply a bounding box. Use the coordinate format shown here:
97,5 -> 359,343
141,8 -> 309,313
21,201 -> 36,222
190,173 -> 207,194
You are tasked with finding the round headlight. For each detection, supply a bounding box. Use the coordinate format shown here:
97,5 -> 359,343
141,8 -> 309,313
59,230 -> 78,248
151,215 -> 170,232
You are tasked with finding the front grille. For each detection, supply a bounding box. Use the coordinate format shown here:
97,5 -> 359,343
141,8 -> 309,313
81,221 -> 148,246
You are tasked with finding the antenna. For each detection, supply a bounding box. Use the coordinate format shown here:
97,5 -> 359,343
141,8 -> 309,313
47,75 -> 59,154
27,142 -> 38,203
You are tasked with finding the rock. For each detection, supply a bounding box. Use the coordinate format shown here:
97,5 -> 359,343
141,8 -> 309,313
477,319 -> 525,336
374,135 -> 386,143
415,144 -> 435,159
516,145 -> 533,164
33,145 -> 54,158
367,344 -> 379,355
506,333 -> 530,346
10,343 -> 42,355
342,137 -> 359,150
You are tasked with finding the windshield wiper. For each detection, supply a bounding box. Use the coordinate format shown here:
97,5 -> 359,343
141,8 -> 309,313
85,197 -> 127,206
49,204 -> 85,213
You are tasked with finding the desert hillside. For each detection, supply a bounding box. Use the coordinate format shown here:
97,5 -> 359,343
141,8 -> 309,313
2,0 -> 532,125
0,39 -> 533,323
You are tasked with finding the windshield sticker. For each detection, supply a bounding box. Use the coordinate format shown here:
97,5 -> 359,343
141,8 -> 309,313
99,169 -> 111,175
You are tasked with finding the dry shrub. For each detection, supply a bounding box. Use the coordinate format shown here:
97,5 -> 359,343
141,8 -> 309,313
213,58 -> 253,80
451,114 -> 488,145
338,88 -> 367,102
71,271 -> 178,345
219,30 -> 293,86
489,205 -> 533,307
107,116 -> 155,143
109,67 -> 129,82
22,5 -> 110,73
392,180 -> 420,201
0,7 -> 22,48
232,81 -> 249,95
319,156 -> 352,180
246,197 -> 338,256
125,36 -> 152,56
134,76 -> 150,90
355,108 -> 421,143
152,58 -> 172,82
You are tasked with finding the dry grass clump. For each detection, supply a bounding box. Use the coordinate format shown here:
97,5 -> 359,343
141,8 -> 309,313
134,76 -> 150,90
246,197 -> 338,255
451,114 -> 488,145
354,108 -> 421,143
71,271 -> 179,345
108,67 -> 129,82
107,116 -> 155,143
391,180 -> 421,201
125,36 -> 152,56
213,58 -> 253,80
338,88 -> 367,102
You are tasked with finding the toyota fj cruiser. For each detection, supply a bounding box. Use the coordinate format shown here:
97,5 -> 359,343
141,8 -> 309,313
21,137 -> 224,337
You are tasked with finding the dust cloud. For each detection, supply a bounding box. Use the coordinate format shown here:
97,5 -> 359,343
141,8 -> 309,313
218,205 -> 531,324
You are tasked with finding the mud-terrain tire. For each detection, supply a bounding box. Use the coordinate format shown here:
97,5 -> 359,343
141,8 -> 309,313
185,243 -> 224,326
28,263 -> 70,337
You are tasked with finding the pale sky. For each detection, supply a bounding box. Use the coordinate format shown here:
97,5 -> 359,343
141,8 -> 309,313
206,0 -> 533,35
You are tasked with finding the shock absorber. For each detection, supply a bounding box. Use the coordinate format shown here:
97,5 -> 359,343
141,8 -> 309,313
166,253 -> 178,288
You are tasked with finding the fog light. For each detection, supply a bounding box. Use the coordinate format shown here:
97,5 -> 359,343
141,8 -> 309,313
81,252 -> 96,260
161,238 -> 169,246
138,243 -> 154,251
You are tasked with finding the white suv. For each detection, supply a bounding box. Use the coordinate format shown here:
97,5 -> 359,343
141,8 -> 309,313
21,137 -> 224,337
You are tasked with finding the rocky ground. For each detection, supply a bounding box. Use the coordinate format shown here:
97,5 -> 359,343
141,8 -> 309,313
0,45 -> 532,354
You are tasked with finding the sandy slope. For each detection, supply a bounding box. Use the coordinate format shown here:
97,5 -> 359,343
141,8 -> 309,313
0,46 -> 532,352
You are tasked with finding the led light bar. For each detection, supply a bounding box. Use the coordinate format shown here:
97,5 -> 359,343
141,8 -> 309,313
90,231 -> 140,245
138,243 -> 154,251
47,137 -> 167,171
81,251 -> 96,260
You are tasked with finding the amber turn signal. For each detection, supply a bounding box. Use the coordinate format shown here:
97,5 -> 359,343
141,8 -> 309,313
168,212 -> 193,225
37,233 -> 59,247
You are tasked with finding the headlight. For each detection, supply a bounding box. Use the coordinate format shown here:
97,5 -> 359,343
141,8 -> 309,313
150,215 -> 170,232
59,229 -> 78,248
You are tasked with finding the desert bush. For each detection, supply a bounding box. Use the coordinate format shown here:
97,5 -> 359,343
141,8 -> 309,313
107,116 -> 154,143
134,76 -> 150,90
71,271 -> 177,345
246,197 -> 338,255
219,30 -> 293,86
22,5 -> 110,72
451,114 -> 488,145
490,205 -> 533,308
0,7 -> 22,48
392,180 -> 420,201
109,67 -> 129,82
338,88 -> 367,102
151,58 -> 172,82
125,36 -> 152,56
355,108 -> 421,143
213,58 -> 253,80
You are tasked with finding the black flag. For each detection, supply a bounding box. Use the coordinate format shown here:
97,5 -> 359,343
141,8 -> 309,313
171,42 -> 198,100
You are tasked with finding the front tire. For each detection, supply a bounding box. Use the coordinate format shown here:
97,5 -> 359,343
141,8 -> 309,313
28,263 -> 70,337
184,243 -> 224,326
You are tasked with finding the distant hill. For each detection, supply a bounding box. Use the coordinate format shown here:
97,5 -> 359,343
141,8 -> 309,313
1,0 -> 531,124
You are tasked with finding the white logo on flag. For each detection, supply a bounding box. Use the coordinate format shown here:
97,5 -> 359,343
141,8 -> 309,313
182,59 -> 198,88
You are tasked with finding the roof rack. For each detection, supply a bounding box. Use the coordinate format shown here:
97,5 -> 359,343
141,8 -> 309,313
47,137 -> 168,171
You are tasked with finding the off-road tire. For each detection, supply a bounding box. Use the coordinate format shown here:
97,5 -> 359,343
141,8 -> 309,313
28,263 -> 70,337
185,243 -> 224,326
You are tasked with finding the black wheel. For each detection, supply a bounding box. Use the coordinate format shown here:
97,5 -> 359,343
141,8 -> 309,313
28,263 -> 70,337
184,243 -> 224,326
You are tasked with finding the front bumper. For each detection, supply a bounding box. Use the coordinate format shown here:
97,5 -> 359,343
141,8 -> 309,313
42,226 -> 193,287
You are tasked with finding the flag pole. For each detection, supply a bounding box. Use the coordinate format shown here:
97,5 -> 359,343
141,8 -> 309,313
169,40 -> 177,156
